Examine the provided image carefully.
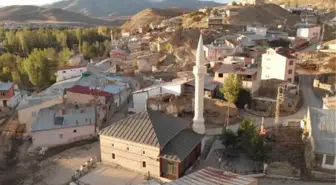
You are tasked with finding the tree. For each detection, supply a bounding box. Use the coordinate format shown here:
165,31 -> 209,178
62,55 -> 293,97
23,48 -> 57,88
238,119 -> 266,161
221,128 -> 238,148
59,48 -> 73,67
220,74 -> 242,128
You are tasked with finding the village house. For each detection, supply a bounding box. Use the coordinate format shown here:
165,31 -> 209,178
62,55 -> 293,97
55,65 -> 87,82
296,24 -> 321,41
213,62 -> 261,96
261,48 -> 296,83
0,82 -> 24,108
237,32 -> 268,47
323,95 -> 336,109
128,40 -> 150,53
18,95 -> 63,134
207,16 -> 224,29
110,48 -> 127,61
130,79 -> 187,113
99,109 -> 203,180
166,167 -> 258,185
246,24 -> 268,37
304,108 -> 336,173
137,52 -> 161,72
31,103 -> 96,148
266,30 -> 289,41
203,44 -> 237,61
184,75 -> 218,98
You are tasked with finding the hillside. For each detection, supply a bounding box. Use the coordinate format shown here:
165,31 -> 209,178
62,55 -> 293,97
45,0 -> 221,17
229,4 -> 300,27
0,5 -> 113,25
121,8 -> 185,31
267,0 -> 336,10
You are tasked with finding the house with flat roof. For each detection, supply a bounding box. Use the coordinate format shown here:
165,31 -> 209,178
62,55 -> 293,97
323,95 -> 336,109
56,65 -> 87,82
304,108 -> 336,173
213,63 -> 261,96
166,166 -> 258,185
99,109 -> 203,180
296,24 -> 321,41
18,95 -> 63,134
261,48 -> 297,83
203,44 -> 238,61
246,25 -> 268,37
31,104 -> 96,147
207,16 -> 224,29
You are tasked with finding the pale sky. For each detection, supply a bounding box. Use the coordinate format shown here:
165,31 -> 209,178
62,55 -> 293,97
0,0 -> 59,6
0,0 -> 229,6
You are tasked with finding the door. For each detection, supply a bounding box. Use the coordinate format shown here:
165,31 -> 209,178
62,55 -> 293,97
3,100 -> 7,107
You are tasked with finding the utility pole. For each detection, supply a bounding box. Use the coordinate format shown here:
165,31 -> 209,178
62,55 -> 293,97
275,84 -> 285,125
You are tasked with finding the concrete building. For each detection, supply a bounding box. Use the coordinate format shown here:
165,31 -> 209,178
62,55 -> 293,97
237,33 -> 268,47
296,24 -> 321,41
0,82 -> 14,107
110,48 -> 127,61
203,44 -> 237,61
56,65 -> 87,82
322,95 -> 336,109
99,109 -> 203,180
166,167 -> 258,185
31,104 -> 96,148
207,17 -> 224,29
266,30 -> 289,41
18,95 -> 63,134
246,25 -> 268,37
261,48 -> 296,83
213,63 -> 261,96
304,108 -> 336,171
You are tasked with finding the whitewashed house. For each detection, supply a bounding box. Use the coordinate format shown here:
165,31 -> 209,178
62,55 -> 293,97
55,65 -> 87,82
31,104 -> 96,148
261,48 -> 296,83
129,79 -> 187,113
296,24 -> 321,40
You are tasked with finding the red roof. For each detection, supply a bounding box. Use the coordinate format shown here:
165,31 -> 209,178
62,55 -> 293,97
66,85 -> 112,97
57,65 -> 87,71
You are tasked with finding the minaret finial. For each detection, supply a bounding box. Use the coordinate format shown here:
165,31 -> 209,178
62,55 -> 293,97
196,34 -> 205,66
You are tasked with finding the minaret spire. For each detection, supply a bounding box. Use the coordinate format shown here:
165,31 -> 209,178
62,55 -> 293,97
192,34 -> 206,135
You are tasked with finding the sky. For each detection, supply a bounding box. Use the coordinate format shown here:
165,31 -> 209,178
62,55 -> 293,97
0,0 -> 229,6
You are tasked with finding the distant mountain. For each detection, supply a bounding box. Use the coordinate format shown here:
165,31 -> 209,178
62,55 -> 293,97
0,5 -> 115,25
45,0 -> 222,17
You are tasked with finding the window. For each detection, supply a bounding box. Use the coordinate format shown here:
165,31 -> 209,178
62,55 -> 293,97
289,60 -> 294,65
218,73 -> 223,78
127,147 -> 129,151
112,153 -> 115,159
0,92 -> 5,96
59,134 -> 63,139
62,71 -> 66,73
32,111 -> 37,117
288,69 -> 293,74
142,161 -> 146,168
167,162 -> 176,175
143,150 -> 145,154
112,143 -> 114,147
287,78 -> 292,82
73,129 -> 77,133
325,155 -> 335,165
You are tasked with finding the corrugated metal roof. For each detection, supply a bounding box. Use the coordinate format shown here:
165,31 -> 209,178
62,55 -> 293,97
99,110 -> 191,148
167,167 -> 258,185
17,94 -> 60,110
309,107 -> 336,155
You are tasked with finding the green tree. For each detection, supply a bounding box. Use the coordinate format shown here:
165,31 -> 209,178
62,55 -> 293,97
220,74 -> 242,128
221,128 -> 238,148
59,48 -> 74,67
23,48 -> 57,88
238,119 -> 265,161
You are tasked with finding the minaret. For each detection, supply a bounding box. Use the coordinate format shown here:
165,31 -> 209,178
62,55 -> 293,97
192,35 -> 206,135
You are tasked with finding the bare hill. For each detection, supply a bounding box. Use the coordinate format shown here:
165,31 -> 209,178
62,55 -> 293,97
121,8 -> 185,31
0,5 -> 113,25
229,4 -> 300,27
267,0 -> 336,10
